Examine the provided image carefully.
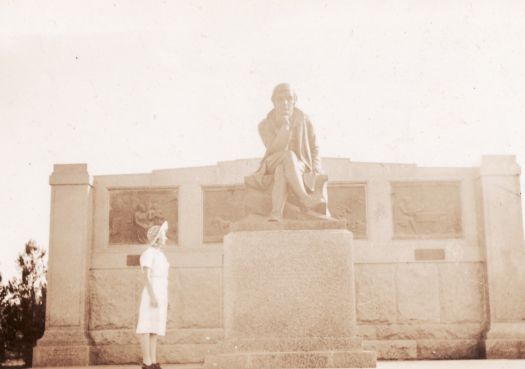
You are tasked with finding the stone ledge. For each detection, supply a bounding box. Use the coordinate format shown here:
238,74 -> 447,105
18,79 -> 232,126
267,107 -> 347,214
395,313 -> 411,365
219,337 -> 363,352
204,350 -> 376,369
90,328 -> 224,345
363,340 -> 417,360
92,344 -> 218,365
33,345 -> 94,367
229,218 -> 347,232
358,323 -> 484,340
417,339 -> 481,359
485,339 -> 525,359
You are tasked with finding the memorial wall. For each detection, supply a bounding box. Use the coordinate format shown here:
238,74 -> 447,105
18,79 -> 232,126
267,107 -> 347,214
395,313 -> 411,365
33,155 -> 525,366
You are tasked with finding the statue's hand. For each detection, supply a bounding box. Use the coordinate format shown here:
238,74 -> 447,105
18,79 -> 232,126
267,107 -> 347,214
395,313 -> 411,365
276,115 -> 291,129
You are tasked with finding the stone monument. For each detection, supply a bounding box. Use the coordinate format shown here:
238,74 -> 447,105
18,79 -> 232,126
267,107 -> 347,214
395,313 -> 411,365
204,84 -> 376,368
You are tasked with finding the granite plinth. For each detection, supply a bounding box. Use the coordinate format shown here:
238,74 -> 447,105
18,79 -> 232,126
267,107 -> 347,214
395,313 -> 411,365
204,228 -> 376,368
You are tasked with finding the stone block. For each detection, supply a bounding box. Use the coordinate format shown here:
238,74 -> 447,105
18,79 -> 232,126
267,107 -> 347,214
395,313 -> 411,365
170,268 -> 222,329
92,345 -> 141,364
485,339 -> 521,359
396,264 -> 440,323
160,344 -> 217,363
163,328 -> 224,345
205,353 -> 248,369
250,352 -> 330,369
438,263 -> 485,323
417,339 -> 481,359
33,345 -> 94,367
331,350 -> 377,368
363,340 -> 417,360
90,329 -> 137,345
219,337 -> 363,352
89,269 -> 139,330
224,229 -> 357,338
355,264 -> 396,324
92,343 -> 217,364
373,323 -> 484,340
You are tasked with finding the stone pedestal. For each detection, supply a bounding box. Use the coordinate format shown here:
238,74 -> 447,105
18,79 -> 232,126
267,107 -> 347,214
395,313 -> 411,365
204,224 -> 376,368
479,156 -> 525,358
33,164 -> 94,366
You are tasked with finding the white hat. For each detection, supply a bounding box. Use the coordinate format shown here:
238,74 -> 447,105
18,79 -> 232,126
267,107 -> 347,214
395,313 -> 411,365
147,221 -> 168,244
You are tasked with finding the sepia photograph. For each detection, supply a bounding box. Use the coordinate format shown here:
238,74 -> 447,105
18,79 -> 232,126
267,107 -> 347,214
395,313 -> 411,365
1,1 -> 525,369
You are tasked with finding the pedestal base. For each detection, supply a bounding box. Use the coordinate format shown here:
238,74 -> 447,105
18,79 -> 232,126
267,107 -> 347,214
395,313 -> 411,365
205,227 -> 377,368
32,330 -> 94,367
485,323 -> 525,358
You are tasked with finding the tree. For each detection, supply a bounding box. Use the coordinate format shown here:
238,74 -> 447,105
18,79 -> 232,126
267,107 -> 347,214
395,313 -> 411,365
0,240 -> 47,367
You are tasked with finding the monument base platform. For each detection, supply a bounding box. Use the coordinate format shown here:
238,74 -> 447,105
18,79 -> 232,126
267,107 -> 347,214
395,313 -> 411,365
485,323 -> 525,358
205,337 -> 375,368
205,350 -> 376,369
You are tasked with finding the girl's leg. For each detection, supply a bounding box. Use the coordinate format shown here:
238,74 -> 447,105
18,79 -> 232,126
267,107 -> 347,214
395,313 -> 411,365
140,334 -> 152,365
149,334 -> 158,365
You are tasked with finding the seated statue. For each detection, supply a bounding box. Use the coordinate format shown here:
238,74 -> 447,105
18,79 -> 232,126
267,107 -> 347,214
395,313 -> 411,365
245,83 -> 330,222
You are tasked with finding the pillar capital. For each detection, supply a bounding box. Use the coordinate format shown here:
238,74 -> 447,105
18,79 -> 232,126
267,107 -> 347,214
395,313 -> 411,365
480,155 -> 521,177
50,163 -> 92,186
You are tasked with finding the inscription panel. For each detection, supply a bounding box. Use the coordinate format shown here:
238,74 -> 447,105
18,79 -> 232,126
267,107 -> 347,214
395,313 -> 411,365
327,184 -> 367,239
203,186 -> 246,243
109,188 -> 178,245
391,181 -> 462,239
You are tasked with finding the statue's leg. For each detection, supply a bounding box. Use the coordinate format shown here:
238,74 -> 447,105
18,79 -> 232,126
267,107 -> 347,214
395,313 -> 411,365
281,151 -> 308,199
280,150 -> 323,211
269,165 -> 287,222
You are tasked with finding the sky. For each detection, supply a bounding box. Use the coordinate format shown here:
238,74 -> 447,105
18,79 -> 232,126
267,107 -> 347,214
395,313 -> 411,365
1,0 -> 525,280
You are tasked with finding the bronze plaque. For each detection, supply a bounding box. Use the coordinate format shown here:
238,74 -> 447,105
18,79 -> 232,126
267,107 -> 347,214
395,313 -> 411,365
126,255 -> 140,266
328,184 -> 367,239
392,181 -> 462,239
109,188 -> 178,245
203,186 -> 246,243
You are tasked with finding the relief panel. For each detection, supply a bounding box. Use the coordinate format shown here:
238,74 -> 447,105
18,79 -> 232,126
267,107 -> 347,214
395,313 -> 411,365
327,184 -> 367,239
391,181 -> 462,239
203,186 -> 246,243
109,188 -> 178,245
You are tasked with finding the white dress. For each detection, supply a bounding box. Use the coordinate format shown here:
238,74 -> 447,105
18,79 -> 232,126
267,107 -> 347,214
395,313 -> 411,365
136,246 -> 170,336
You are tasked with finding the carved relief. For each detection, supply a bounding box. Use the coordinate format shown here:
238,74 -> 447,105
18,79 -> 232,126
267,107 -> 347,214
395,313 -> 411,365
109,188 -> 178,245
203,186 -> 246,243
327,184 -> 367,239
391,181 -> 462,239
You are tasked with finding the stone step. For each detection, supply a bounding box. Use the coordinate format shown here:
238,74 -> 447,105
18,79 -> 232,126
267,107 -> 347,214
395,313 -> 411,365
219,337 -> 363,352
204,350 -> 376,369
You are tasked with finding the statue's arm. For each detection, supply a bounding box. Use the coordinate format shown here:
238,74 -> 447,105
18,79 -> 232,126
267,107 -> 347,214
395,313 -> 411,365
306,118 -> 321,173
259,120 -> 291,155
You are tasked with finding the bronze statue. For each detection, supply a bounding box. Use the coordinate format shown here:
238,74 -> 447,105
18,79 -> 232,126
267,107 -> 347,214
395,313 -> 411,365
245,83 -> 330,221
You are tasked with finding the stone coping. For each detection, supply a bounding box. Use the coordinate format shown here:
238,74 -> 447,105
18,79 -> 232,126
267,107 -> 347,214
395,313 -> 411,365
229,217 -> 347,232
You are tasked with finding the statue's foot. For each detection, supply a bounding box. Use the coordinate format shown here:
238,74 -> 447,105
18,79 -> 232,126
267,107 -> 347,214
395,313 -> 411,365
268,212 -> 283,222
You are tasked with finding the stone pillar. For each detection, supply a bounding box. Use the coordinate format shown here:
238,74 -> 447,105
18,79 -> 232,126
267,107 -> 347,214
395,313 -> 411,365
479,156 -> 525,358
204,222 -> 376,368
33,164 -> 94,366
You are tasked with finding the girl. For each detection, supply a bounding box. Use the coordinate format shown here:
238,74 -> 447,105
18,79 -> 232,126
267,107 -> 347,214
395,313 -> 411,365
136,221 -> 169,369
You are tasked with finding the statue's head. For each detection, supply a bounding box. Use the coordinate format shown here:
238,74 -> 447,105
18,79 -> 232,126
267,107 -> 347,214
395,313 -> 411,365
271,83 -> 297,117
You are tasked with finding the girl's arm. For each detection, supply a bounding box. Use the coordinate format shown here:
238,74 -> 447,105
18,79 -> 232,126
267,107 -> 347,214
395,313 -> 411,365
142,266 -> 158,307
